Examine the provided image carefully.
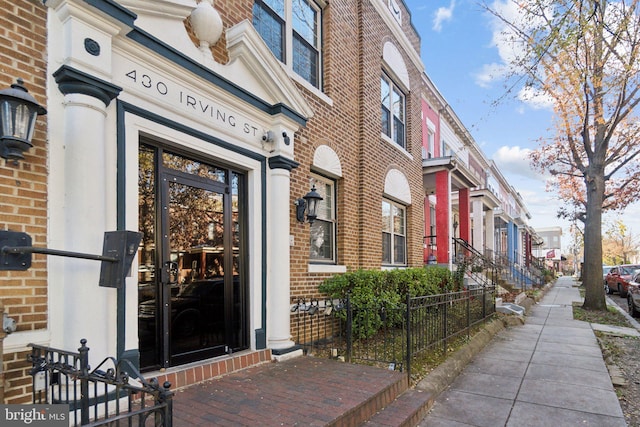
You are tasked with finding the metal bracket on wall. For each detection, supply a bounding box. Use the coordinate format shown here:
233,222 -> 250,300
0,230 -> 142,288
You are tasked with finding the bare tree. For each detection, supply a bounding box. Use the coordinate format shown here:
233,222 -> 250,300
484,0 -> 640,310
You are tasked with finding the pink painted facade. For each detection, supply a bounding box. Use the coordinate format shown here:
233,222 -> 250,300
421,99 -> 441,262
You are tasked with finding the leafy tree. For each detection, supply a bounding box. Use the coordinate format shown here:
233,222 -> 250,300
484,0 -> 640,310
603,219 -> 639,264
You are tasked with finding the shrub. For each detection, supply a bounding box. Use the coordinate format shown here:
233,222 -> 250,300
318,267 -> 454,338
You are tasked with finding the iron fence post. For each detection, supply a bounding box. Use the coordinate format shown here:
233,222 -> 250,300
482,284 -> 486,319
405,293 -> 411,381
78,339 -> 90,425
346,293 -> 352,363
442,294 -> 448,353
161,381 -> 173,427
466,288 -> 470,341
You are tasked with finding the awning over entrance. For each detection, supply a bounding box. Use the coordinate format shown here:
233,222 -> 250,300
422,156 -> 481,193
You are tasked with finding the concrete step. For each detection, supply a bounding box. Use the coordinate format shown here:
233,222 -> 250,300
362,389 -> 434,427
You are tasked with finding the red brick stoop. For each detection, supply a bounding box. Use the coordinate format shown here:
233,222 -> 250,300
149,349 -> 272,391
171,355 -> 418,426
362,389 -> 435,427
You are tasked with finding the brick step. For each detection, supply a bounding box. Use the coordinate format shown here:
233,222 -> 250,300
361,389 -> 435,427
328,371 -> 408,427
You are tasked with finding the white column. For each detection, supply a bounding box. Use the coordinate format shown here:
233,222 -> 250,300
472,200 -> 484,253
485,210 -> 495,258
266,166 -> 296,351
58,93 -> 113,359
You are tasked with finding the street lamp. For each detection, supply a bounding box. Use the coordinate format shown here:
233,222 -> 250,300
295,185 -> 323,224
0,78 -> 47,160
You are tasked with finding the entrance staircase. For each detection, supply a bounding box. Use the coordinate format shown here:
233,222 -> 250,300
171,354 -> 435,426
453,238 -> 544,299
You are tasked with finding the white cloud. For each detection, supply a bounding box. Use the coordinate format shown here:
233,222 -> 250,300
517,86 -> 554,110
479,1 -> 555,112
433,0 -> 456,32
474,62 -> 507,88
492,145 -> 543,180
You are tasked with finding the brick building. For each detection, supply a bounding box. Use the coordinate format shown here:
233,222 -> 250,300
0,0 -> 538,403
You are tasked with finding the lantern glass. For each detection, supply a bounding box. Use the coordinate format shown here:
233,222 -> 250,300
0,79 -> 47,160
307,197 -> 319,219
0,99 -> 38,142
303,185 -> 323,223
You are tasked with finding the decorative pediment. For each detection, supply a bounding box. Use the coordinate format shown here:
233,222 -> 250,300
117,0 -> 313,121
118,0 -> 198,50
225,20 -> 314,120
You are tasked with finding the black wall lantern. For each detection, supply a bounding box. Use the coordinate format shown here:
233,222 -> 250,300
295,185 -> 323,224
0,78 -> 47,160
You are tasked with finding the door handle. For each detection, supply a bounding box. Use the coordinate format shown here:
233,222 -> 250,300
164,261 -> 178,285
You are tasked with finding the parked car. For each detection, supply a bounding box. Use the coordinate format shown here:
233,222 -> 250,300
627,272 -> 640,318
605,264 -> 640,297
603,265 -> 612,286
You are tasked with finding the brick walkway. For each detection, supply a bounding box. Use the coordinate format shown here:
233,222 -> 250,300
172,356 -> 409,426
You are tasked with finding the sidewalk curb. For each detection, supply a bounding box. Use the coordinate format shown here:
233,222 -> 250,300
415,282 -> 552,398
606,295 -> 640,331
414,316 -> 512,396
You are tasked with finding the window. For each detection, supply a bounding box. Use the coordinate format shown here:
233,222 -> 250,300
382,199 -> 406,265
253,0 -> 322,88
381,74 -> 406,148
309,174 -> 336,262
442,141 -> 452,157
427,129 -> 435,158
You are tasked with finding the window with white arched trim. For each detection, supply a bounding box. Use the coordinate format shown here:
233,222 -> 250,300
382,169 -> 411,266
381,73 -> 406,148
309,173 -> 335,262
382,199 -> 406,265
310,145 -> 342,264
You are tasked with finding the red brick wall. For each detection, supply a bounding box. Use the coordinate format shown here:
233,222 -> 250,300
0,0 -> 48,403
0,0 -> 429,400
288,0 -> 426,300
185,0 -> 427,326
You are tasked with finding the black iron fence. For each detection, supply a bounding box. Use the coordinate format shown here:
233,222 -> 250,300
292,284 -> 495,379
28,339 -> 173,426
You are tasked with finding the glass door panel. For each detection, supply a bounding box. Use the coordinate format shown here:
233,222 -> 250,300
138,145 -> 159,370
167,181 -> 227,361
137,144 -> 247,371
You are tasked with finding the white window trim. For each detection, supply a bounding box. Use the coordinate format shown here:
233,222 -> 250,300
380,132 -> 414,160
289,70 -> 333,106
255,0 -> 324,90
381,72 -> 407,150
382,198 -> 407,266
308,264 -> 347,273
309,173 -> 338,264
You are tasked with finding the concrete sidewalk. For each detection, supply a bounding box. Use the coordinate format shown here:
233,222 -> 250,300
418,276 -> 626,427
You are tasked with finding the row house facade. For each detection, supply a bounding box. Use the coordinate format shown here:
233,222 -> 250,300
0,0 -> 536,403
419,76 -> 537,271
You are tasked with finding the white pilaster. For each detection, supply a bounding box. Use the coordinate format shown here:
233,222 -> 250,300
472,199 -> 484,253
266,166 -> 296,351
58,93 -> 113,359
485,209 -> 495,257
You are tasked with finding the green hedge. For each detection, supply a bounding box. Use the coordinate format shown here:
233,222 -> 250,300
318,266 -> 456,339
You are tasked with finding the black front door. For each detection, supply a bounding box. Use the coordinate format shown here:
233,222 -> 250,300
138,143 -> 247,371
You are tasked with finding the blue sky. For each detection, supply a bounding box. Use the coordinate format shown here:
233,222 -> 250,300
401,0 -> 640,250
